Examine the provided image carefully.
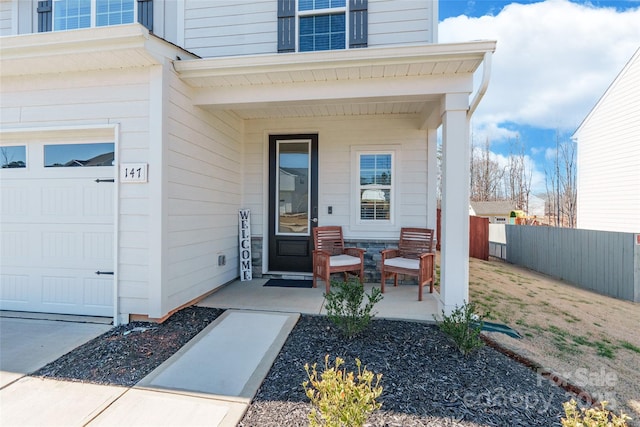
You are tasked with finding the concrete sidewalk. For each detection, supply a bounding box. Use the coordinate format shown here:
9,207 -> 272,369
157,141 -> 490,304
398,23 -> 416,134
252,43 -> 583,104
0,310 -> 299,427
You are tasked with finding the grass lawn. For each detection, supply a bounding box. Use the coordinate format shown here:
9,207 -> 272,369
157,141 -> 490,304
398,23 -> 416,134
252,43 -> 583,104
443,256 -> 640,425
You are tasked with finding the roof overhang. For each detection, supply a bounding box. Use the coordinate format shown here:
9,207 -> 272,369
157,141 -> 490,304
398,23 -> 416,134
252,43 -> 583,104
0,24 -> 196,77
174,41 -> 496,124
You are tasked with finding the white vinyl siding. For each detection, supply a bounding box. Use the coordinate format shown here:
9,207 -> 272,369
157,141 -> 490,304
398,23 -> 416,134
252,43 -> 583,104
0,0 -> 12,36
576,50 -> 640,233
368,0 -> 434,47
182,0 -> 434,58
244,114 -> 429,247
183,0 -> 277,58
164,70 -> 244,314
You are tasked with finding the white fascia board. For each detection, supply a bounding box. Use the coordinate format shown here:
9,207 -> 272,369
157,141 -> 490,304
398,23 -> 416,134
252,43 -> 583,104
0,24 -> 196,77
174,41 -> 497,80
192,74 -> 473,108
1,24 -> 151,58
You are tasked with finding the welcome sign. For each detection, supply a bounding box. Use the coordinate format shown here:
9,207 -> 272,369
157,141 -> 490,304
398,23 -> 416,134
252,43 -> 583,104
239,209 -> 252,281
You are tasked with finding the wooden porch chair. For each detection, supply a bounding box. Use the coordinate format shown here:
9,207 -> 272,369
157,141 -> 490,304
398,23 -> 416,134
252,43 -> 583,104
312,226 -> 366,293
380,227 -> 435,301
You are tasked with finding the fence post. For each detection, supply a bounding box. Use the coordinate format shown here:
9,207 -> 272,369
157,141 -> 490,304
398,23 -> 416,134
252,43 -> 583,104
635,234 -> 640,302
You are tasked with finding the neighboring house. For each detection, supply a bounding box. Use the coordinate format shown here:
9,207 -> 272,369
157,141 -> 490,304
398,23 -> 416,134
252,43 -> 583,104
0,0 -> 496,324
574,47 -> 640,234
469,201 -> 515,224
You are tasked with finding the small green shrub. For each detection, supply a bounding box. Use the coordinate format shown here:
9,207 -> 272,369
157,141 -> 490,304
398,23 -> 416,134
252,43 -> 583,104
325,278 -> 382,338
435,300 -> 485,356
562,399 -> 631,427
303,355 -> 383,427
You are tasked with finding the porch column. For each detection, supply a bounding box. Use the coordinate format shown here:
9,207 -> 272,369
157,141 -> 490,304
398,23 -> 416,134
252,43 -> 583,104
426,127 -> 438,233
439,93 -> 470,316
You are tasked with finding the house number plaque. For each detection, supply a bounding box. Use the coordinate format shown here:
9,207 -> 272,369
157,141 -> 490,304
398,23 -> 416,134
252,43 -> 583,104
120,163 -> 148,183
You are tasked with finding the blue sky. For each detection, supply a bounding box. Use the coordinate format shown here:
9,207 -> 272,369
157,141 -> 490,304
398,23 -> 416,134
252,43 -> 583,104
437,0 -> 640,193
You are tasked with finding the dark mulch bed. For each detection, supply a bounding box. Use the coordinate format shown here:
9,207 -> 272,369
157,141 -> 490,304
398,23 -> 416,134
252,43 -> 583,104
32,307 -> 573,426
33,306 -> 223,387
240,315 -> 571,427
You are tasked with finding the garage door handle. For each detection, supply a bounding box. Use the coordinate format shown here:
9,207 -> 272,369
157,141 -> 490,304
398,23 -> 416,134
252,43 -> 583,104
95,271 -> 114,275
95,179 -> 115,183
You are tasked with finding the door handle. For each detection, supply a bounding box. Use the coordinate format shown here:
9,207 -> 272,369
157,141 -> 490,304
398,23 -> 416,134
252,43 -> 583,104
311,218 -> 318,223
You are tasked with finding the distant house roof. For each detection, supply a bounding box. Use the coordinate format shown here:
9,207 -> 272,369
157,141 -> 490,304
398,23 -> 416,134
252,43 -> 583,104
470,201 -> 515,216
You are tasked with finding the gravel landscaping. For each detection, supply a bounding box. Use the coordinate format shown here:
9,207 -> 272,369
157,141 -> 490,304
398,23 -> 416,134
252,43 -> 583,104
32,306 -> 577,426
240,315 -> 571,426
33,306 -> 223,387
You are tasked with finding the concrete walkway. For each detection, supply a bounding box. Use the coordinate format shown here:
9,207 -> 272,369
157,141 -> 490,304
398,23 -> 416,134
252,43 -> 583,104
0,310 -> 299,427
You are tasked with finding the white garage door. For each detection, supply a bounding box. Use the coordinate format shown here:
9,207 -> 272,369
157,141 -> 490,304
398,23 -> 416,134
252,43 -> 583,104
1,142 -> 115,317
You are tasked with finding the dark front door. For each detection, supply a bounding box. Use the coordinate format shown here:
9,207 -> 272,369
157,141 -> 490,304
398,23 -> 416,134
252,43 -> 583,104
268,134 -> 318,272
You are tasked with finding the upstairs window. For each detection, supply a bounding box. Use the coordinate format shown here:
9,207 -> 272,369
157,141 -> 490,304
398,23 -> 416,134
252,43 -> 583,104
38,0 -> 152,32
299,0 -> 346,52
278,0 -> 367,53
53,0 -> 135,31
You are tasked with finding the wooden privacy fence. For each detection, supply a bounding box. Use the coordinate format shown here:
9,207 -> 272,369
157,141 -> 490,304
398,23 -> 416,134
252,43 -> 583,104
436,209 -> 489,261
506,225 -> 640,302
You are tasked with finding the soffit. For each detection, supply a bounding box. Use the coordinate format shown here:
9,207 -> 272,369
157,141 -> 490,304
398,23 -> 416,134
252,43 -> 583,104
175,41 -> 496,121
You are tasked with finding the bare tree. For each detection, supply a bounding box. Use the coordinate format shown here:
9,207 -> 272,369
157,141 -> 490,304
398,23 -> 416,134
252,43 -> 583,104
470,137 -> 504,201
544,131 -> 577,227
505,137 -> 532,212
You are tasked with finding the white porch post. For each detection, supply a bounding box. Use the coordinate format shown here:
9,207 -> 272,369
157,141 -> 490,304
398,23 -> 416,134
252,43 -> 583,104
439,93 -> 470,316
426,128 -> 438,233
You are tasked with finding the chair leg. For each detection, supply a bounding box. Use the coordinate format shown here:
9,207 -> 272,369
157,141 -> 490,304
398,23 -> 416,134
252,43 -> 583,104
325,272 -> 331,294
380,266 -> 385,293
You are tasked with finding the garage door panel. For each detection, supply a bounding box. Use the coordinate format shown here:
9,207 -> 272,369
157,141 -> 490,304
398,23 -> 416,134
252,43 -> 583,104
83,277 -> 114,308
0,274 -> 30,304
0,269 -> 112,317
0,147 -> 114,317
0,230 -> 29,259
0,186 -> 28,217
83,186 -> 114,216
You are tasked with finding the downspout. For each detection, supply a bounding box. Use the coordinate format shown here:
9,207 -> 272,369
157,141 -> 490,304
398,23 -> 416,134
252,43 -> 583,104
468,51 -> 493,119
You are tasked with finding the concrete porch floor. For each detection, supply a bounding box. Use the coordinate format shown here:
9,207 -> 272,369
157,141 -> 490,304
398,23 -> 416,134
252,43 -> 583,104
197,278 -> 440,323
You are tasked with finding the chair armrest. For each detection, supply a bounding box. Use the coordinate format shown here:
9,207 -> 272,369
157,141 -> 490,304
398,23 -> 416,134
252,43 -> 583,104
418,252 -> 435,260
344,247 -> 365,258
314,249 -> 332,259
381,248 -> 400,260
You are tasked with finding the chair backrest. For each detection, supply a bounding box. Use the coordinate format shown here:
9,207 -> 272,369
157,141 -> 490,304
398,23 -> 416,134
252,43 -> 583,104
313,226 -> 345,255
398,228 -> 434,259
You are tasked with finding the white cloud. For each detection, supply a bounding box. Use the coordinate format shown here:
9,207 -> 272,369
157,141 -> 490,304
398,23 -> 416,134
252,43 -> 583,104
471,120 -> 520,143
440,0 -> 640,134
545,147 -> 557,161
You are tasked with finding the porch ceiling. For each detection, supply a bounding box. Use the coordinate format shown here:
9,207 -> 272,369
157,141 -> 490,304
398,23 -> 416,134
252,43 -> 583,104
174,41 -> 496,122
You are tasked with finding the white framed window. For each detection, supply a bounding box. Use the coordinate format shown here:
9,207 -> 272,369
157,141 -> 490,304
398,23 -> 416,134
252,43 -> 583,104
298,0 -> 347,52
351,147 -> 397,228
53,0 -> 136,31
1,146 -> 27,169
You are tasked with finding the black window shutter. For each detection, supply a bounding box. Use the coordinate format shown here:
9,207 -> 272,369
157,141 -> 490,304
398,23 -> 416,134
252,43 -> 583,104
278,0 -> 295,53
37,0 -> 52,32
138,0 -> 153,32
349,0 -> 367,48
